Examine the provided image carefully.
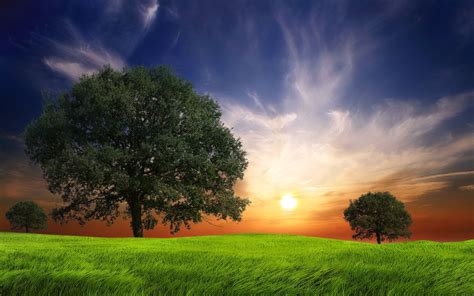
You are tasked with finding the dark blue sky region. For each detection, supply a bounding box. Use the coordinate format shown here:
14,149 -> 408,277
1,1 -> 473,133
0,0 -> 473,239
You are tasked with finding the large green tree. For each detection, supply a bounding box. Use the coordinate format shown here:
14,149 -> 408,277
25,66 -> 249,237
5,201 -> 48,233
343,192 -> 412,244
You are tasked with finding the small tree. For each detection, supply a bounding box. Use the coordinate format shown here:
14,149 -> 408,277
25,66 -> 249,237
5,201 -> 48,233
343,192 -> 412,244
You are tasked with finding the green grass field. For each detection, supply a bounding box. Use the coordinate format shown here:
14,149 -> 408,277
0,232 -> 472,295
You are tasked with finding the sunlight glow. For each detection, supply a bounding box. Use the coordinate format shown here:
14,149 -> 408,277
280,194 -> 298,210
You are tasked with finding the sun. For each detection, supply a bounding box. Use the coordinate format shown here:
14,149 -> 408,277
280,194 -> 298,210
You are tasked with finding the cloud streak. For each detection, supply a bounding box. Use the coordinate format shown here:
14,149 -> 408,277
141,0 -> 160,30
44,45 -> 125,81
43,0 -> 160,81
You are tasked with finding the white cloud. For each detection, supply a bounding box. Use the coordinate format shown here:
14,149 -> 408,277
225,88 -> 473,201
44,59 -> 94,81
328,110 -> 351,134
221,11 -> 474,206
141,0 -> 159,29
42,0 -> 162,81
44,44 -> 125,81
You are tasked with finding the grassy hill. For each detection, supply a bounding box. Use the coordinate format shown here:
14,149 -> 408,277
0,232 -> 472,295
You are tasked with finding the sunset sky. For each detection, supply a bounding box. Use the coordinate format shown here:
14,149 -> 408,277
1,0 -> 473,241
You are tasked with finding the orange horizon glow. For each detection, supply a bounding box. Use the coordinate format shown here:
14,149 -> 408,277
1,159 -> 473,242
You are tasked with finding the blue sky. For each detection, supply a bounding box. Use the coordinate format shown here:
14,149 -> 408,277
1,1 -> 473,133
0,0 -> 473,239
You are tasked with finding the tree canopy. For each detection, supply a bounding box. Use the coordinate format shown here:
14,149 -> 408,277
5,201 -> 48,233
343,192 -> 412,244
25,66 -> 249,237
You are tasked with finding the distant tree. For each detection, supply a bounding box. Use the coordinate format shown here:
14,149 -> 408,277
343,192 -> 412,244
5,201 -> 48,233
25,66 -> 249,237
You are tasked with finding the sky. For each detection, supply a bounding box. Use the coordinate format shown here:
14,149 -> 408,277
0,0 -> 473,241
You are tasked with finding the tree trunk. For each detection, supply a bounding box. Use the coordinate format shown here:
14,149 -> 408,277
376,232 -> 381,244
25,225 -> 29,233
130,201 -> 143,237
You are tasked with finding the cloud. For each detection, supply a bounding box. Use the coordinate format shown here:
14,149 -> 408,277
328,110 -> 351,134
455,2 -> 474,39
104,0 -> 125,14
42,1 -> 162,81
277,14 -> 354,111
459,184 -> 474,191
225,89 -> 473,202
247,91 -> 265,112
220,6 -> 474,209
140,0 -> 159,30
414,171 -> 474,182
170,30 -> 181,49
44,45 -> 125,81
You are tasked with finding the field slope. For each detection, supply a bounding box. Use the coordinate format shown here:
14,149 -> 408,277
0,232 -> 472,295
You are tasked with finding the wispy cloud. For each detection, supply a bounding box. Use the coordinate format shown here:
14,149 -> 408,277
44,44 -> 125,81
227,90 -> 473,202
43,1 -> 160,81
459,184 -> 474,191
222,6 -> 474,211
140,0 -> 160,30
